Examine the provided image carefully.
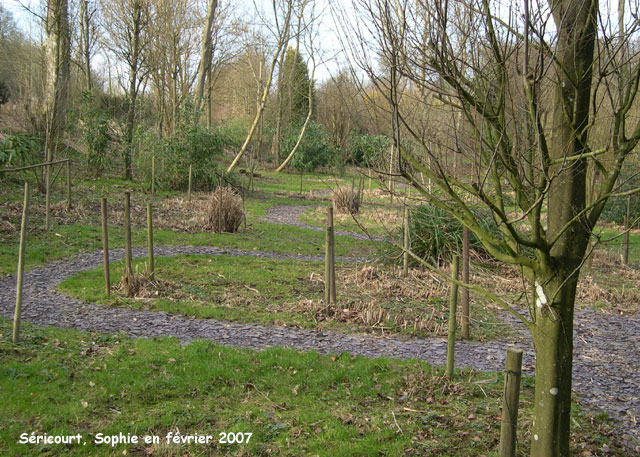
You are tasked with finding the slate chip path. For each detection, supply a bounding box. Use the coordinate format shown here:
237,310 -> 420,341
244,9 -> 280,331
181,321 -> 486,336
0,244 -> 638,451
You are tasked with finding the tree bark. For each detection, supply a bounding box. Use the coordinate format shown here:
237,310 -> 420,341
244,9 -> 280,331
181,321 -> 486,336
124,0 -> 144,180
194,0 -> 218,116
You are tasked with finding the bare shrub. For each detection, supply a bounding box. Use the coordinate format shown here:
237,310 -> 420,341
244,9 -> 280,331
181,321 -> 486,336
204,186 -> 244,233
332,180 -> 364,214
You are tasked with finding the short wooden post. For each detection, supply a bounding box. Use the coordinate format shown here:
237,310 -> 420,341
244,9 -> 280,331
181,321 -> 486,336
403,205 -> 410,277
12,182 -> 30,343
66,160 -> 71,211
100,198 -> 111,296
499,348 -> 524,457
325,226 -> 332,304
446,255 -> 459,378
45,162 -> 51,230
123,191 -> 133,296
368,168 -> 372,192
151,156 -> 155,195
624,195 -> 631,265
461,226 -> 470,339
217,184 -> 223,233
187,164 -> 192,202
147,203 -> 154,279
328,206 -> 336,303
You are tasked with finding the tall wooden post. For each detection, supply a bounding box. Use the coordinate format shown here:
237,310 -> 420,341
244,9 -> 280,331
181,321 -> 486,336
499,348 -> 524,457
328,206 -> 336,303
66,160 -> 71,211
123,192 -> 133,296
147,203 -> 154,279
461,226 -> 470,339
624,195 -> 631,265
101,198 -> 110,296
151,156 -> 155,195
12,182 -> 30,343
403,205 -> 410,277
446,255 -> 459,378
217,184 -> 223,233
325,226 -> 332,304
45,162 -> 51,230
188,164 -> 192,202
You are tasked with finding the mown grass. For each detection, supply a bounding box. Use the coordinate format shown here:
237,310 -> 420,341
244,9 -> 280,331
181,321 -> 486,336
0,318 -> 625,457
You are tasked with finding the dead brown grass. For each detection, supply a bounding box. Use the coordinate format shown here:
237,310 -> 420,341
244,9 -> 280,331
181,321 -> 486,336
204,186 -> 244,233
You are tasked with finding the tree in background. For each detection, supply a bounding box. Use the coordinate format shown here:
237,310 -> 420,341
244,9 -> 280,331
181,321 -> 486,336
100,0 -> 151,179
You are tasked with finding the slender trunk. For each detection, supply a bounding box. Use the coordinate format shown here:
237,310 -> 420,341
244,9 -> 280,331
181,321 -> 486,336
124,1 -> 143,180
530,272 -> 577,457
194,0 -> 218,115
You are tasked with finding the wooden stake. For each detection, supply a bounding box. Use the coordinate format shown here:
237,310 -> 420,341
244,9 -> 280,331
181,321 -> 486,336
123,192 -> 133,296
151,156 -> 155,195
147,203 -> 154,279
187,164 -> 192,202
403,205 -> 409,277
499,348 -> 524,457
101,198 -> 111,296
461,226 -> 470,339
12,182 -> 30,343
66,160 -> 71,211
624,195 -> 630,265
446,255 -> 459,378
45,162 -> 51,230
217,185 -> 223,233
328,206 -> 336,303
325,226 -> 332,304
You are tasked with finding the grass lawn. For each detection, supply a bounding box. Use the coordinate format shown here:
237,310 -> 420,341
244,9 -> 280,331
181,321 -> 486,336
58,254 -> 507,340
0,318 -> 626,457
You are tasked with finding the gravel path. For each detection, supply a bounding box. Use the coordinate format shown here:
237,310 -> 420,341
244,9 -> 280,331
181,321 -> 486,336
0,245 -> 638,451
261,204 -> 383,241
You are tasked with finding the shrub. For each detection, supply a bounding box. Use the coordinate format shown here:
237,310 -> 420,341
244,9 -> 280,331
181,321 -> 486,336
332,179 -> 364,214
408,204 -> 502,265
284,121 -> 336,173
205,186 -> 244,233
601,195 -> 640,225
80,92 -> 111,177
347,133 -> 390,166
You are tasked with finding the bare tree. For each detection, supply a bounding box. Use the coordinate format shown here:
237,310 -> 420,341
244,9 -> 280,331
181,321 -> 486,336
225,0 -> 294,173
44,0 -> 71,229
193,0 -> 218,115
100,0 -> 151,179
336,0 -> 640,454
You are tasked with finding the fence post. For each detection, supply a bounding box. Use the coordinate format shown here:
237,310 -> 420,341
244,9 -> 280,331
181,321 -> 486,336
328,206 -> 336,303
101,198 -> 110,296
188,164 -> 192,203
123,192 -> 133,296
325,226 -> 332,304
12,182 -> 30,343
66,160 -> 71,211
147,203 -> 154,279
461,226 -> 470,339
446,255 -> 459,378
45,162 -> 51,230
403,205 -> 410,277
499,348 -> 524,457
624,195 -> 631,265
151,156 -> 155,196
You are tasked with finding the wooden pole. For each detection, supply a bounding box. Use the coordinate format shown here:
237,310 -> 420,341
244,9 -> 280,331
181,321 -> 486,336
368,168 -> 372,192
12,182 -> 30,343
100,198 -> 110,296
403,205 -> 410,277
66,160 -> 71,211
151,156 -> 155,195
328,206 -> 336,303
325,226 -> 332,304
446,255 -> 459,378
461,226 -> 470,339
499,348 -> 524,457
123,192 -> 133,296
187,164 -> 192,202
147,203 -> 154,279
624,195 -> 630,265
45,162 -> 51,230
217,184 -> 223,233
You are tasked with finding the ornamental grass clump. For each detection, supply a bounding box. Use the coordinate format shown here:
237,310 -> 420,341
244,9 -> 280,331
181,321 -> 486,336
332,178 -> 364,214
205,186 -> 244,233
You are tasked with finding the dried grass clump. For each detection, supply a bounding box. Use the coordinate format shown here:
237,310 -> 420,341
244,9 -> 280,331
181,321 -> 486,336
332,185 -> 363,214
117,264 -> 170,298
205,186 -> 244,233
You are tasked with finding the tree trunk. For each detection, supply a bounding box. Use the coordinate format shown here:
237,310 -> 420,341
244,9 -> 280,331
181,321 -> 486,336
194,0 -> 218,115
530,270 -> 577,457
124,1 -> 144,180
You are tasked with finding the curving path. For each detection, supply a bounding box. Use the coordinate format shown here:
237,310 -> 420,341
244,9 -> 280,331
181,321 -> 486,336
0,244 -> 638,451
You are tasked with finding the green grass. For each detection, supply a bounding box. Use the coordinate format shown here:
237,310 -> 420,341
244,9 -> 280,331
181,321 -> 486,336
0,318 -> 626,457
